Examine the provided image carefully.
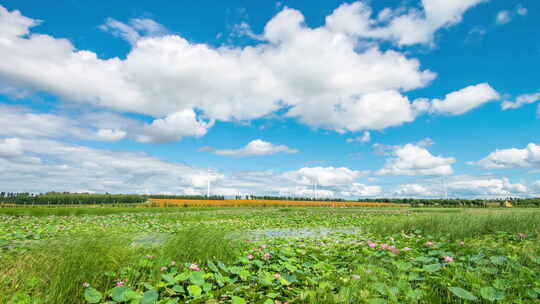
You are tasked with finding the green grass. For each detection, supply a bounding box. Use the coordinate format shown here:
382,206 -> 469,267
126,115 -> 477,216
1,233 -> 135,303
0,228 -> 242,304
368,209 -> 540,239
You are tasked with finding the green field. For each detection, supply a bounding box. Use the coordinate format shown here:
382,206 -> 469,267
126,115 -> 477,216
1,207 -> 539,304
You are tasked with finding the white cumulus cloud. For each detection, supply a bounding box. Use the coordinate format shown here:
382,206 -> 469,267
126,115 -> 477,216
325,0 -> 488,46
377,143 -> 456,176
501,92 -> 540,110
0,137 -> 24,157
0,139 -> 380,197
474,143 -> 540,169
0,2 -> 490,138
0,138 -> 220,193
346,182 -> 382,196
136,110 -> 213,143
395,183 -> 436,197
427,83 -> 500,115
215,139 -> 297,157
448,177 -> 528,196
282,166 -> 365,186
393,176 -> 529,198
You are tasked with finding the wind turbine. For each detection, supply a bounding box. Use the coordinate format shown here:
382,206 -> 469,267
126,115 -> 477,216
441,177 -> 448,199
206,169 -> 217,198
312,178 -> 319,200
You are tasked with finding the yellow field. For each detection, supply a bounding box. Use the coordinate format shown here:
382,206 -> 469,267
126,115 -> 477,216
147,198 -> 405,208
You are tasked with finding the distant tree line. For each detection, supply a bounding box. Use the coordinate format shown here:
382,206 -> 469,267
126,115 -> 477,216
0,192 -> 145,205
1,192 -> 539,207
0,192 -> 227,205
506,197 -> 540,207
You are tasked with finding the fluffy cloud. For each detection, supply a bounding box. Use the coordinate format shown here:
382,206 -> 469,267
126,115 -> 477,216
1,135 -> 530,199
136,110 -> 212,143
100,17 -> 167,44
325,0 -> 488,46
0,137 -> 24,157
0,2 -> 489,138
0,105 -> 137,142
0,139 -> 377,197
427,83 -> 500,115
346,183 -> 381,196
218,167 -> 378,198
0,105 -> 78,138
0,138 -> 220,193
394,176 -> 528,198
447,177 -> 528,196
0,104 -> 214,144
501,92 -> 540,110
214,139 -> 297,157
377,143 -> 455,176
395,184 -> 436,197
347,131 -> 371,143
474,143 -> 540,169
282,166 -> 365,186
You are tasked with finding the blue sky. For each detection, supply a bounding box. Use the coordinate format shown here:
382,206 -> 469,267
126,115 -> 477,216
0,0 -> 539,198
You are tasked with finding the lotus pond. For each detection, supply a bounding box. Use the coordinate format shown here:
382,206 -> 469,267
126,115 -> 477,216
0,207 -> 539,303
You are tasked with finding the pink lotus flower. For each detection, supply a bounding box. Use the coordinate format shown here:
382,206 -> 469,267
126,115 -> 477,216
161,266 -> 168,271
444,256 -> 454,263
459,241 -> 465,246
82,282 -> 90,288
274,273 -> 281,279
189,263 -> 200,271
425,241 -> 433,247
116,281 -> 125,287
403,247 -> 411,251
170,261 -> 176,266
247,254 -> 254,260
367,241 -> 377,248
263,253 -> 272,260
381,243 -> 389,249
261,244 -> 268,249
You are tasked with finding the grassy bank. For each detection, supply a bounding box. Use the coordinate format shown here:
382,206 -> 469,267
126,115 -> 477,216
1,228 -> 242,303
0,206 -> 234,217
369,209 -> 540,240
